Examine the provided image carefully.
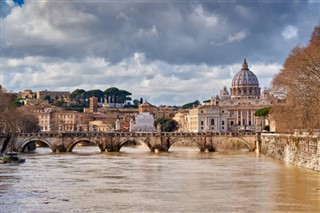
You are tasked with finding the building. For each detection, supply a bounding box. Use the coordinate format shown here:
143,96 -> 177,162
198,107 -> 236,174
138,101 -> 177,119
38,108 -> 84,132
89,96 -> 98,113
174,59 -> 271,133
130,112 -> 156,132
138,101 -> 156,113
36,90 -> 70,101
18,89 -> 35,99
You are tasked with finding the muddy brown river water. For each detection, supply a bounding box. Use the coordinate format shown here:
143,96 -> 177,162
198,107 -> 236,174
1,145 -> 319,213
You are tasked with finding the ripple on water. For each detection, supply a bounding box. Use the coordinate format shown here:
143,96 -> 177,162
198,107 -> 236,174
1,147 -> 320,213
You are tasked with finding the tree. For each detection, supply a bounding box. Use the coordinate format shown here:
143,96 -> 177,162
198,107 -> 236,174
0,91 -> 17,133
271,25 -> 320,132
70,89 -> 86,103
0,89 -> 40,152
254,107 -> 271,117
117,90 -> 132,103
14,98 -> 23,107
70,89 -> 85,99
88,89 -> 104,102
44,95 -> 52,104
53,99 -> 65,107
154,117 -> 178,132
181,100 -> 200,109
139,97 -> 144,104
104,87 -> 132,107
133,99 -> 139,108
104,87 -> 120,106
15,112 -> 39,133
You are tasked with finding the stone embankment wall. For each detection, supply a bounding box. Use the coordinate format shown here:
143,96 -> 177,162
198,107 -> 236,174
261,133 -> 320,171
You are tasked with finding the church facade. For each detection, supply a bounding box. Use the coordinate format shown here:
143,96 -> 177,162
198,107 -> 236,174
174,59 -> 271,133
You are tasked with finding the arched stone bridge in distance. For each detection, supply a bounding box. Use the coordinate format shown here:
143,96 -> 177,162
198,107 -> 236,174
13,131 -> 260,153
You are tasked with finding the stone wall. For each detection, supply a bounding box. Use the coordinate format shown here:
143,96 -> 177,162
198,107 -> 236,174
261,133 -> 320,171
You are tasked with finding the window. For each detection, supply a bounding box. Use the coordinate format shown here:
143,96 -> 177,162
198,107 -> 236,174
230,121 -> 234,126
222,110 -> 224,113
201,110 -> 203,113
201,121 -> 204,125
211,119 -> 214,126
249,121 -> 251,125
222,121 -> 225,125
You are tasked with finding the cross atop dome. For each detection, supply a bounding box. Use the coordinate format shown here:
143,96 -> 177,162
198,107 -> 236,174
242,58 -> 248,70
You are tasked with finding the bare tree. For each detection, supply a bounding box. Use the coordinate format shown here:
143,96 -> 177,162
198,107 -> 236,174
271,25 -> 320,132
1,89 -> 41,152
0,90 -> 17,133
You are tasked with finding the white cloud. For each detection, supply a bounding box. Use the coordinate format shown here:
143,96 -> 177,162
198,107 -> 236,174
1,1 -> 317,105
138,25 -> 159,37
226,31 -> 247,43
2,54 -> 281,105
5,0 -> 15,7
190,4 -> 219,28
116,12 -> 130,21
2,1 -> 98,47
213,31 -> 248,46
281,25 -> 298,40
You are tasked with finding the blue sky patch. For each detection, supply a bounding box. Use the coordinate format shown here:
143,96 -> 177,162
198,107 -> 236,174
13,0 -> 24,7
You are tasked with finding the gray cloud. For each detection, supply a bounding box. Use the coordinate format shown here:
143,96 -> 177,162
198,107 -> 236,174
1,0 -> 319,105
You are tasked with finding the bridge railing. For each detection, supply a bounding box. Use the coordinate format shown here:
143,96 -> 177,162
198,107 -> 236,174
17,131 -> 258,138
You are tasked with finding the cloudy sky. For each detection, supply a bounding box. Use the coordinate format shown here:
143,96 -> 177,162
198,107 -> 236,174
1,0 -> 319,105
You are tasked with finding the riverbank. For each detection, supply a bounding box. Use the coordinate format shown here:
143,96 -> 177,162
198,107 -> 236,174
261,133 -> 320,171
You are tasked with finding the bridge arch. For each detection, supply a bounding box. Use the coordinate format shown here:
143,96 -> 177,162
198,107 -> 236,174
20,138 -> 54,152
118,137 -> 150,152
119,139 -> 138,150
169,137 -> 202,151
217,136 -> 255,152
236,137 -> 255,151
67,138 -> 100,152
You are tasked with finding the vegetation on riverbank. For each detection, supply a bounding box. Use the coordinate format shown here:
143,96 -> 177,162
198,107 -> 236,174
271,25 -> 320,132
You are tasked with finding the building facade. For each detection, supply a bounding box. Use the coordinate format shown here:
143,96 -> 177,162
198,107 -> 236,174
38,108 -> 84,132
174,59 -> 271,133
36,90 -> 70,101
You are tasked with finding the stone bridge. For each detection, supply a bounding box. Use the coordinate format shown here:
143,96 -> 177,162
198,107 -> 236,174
10,131 -> 259,153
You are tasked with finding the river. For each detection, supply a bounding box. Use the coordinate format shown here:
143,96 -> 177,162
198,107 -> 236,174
1,145 -> 319,213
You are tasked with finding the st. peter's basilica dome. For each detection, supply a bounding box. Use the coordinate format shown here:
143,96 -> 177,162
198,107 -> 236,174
230,59 -> 261,99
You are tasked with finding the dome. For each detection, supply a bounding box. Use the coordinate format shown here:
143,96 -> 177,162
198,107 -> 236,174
231,59 -> 259,87
230,59 -> 261,99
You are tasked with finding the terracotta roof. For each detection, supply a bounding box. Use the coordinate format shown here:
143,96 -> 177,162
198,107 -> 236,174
139,101 -> 155,107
